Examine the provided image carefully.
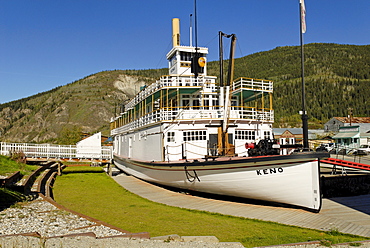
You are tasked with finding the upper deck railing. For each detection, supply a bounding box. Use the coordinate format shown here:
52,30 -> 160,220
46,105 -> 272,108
125,75 -> 216,109
232,77 -> 273,93
111,107 -> 274,135
111,75 -> 274,134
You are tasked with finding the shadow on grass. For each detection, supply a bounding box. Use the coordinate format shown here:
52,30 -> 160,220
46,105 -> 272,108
0,188 -> 26,211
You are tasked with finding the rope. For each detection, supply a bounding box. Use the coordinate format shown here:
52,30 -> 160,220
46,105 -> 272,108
186,150 -> 206,156
166,144 -> 183,148
185,142 -> 206,149
184,166 -> 200,183
167,152 -> 182,155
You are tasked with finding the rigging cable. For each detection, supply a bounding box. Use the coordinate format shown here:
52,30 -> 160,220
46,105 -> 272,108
155,39 -> 173,69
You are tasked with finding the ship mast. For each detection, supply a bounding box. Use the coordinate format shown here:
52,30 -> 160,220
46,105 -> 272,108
192,0 -> 200,78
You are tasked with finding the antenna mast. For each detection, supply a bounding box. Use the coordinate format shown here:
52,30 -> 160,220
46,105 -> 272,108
193,0 -> 199,78
190,14 -> 193,47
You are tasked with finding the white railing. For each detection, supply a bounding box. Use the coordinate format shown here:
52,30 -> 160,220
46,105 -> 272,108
126,76 -> 215,109
0,142 -> 112,160
232,77 -> 273,92
111,107 -> 274,135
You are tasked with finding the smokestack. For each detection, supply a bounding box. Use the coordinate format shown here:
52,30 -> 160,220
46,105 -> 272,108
172,18 -> 180,47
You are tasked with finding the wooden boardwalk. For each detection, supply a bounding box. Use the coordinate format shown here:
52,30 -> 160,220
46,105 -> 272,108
112,172 -> 370,238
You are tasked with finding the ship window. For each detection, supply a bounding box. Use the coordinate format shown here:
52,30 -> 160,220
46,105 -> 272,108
183,130 -> 207,141
170,55 -> 177,67
167,132 -> 175,142
203,100 -> 209,109
180,52 -> 192,61
212,99 -> 219,109
264,131 -> 270,139
182,99 -> 190,108
193,99 -> 200,109
235,130 -> 256,140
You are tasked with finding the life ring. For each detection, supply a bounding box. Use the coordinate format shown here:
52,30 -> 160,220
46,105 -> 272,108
198,57 -> 206,67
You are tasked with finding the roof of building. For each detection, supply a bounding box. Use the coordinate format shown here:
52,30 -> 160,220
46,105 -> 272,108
333,117 -> 370,124
273,128 -> 324,135
273,128 -> 302,135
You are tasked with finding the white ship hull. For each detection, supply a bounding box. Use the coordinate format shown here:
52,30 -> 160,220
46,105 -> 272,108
113,153 -> 324,211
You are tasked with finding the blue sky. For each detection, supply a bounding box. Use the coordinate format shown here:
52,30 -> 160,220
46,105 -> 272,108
0,0 -> 369,104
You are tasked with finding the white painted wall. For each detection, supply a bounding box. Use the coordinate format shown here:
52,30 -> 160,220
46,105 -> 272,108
76,132 -> 101,158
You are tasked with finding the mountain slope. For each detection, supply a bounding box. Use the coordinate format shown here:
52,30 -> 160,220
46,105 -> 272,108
0,71 -> 153,143
0,43 -> 369,143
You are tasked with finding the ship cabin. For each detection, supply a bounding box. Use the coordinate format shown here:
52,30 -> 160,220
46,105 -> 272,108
110,18 -> 274,162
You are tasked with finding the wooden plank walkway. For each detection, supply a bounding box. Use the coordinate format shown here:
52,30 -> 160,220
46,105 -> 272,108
112,172 -> 370,238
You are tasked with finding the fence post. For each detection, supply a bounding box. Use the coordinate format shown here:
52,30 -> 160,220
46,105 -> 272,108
57,163 -> 62,176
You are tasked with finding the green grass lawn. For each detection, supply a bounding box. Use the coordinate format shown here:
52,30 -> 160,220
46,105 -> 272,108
0,155 -> 38,176
53,166 -> 366,247
0,155 -> 38,209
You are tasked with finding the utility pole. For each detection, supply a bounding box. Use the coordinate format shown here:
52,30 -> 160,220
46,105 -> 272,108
299,0 -> 309,151
348,108 -> 353,126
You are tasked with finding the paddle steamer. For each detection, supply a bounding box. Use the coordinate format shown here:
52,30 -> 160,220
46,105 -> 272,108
110,18 -> 327,211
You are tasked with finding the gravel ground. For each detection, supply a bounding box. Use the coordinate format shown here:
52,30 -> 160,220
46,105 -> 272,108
0,198 -> 244,247
0,198 -> 126,238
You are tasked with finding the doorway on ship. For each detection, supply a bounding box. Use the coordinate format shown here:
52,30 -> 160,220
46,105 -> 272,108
208,133 -> 234,156
208,134 -> 218,156
128,137 -> 132,158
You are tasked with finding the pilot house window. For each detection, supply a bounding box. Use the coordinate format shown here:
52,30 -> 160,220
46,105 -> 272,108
180,52 -> 192,61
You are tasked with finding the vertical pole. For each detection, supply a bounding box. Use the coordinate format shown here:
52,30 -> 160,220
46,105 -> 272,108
219,32 -> 225,156
219,31 -> 224,88
194,0 -> 199,78
219,32 -> 224,116
190,14 -> 193,47
300,0 -> 309,150
226,34 -> 236,87
194,0 -> 198,50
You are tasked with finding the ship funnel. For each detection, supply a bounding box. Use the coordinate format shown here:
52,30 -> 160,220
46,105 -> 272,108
172,18 -> 180,47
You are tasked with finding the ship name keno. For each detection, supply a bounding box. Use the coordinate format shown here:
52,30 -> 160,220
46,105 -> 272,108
256,167 -> 283,175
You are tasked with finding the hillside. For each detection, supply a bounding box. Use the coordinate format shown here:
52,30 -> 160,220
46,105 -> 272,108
0,71 -> 155,143
0,43 -> 369,143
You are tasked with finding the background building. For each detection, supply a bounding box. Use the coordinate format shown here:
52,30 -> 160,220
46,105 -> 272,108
324,117 -> 370,133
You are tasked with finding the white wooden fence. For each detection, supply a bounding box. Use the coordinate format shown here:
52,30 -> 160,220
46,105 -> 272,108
0,142 -> 112,160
